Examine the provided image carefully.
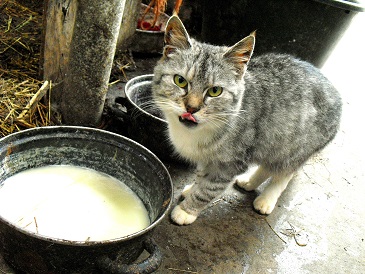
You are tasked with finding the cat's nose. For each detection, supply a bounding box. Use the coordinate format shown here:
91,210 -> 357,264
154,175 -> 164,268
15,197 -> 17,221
186,104 -> 200,114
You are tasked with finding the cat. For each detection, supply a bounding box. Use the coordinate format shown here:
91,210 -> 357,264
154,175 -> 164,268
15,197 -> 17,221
152,15 -> 342,225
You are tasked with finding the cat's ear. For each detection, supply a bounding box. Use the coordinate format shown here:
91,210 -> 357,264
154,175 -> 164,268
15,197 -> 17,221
163,15 -> 191,57
223,32 -> 256,78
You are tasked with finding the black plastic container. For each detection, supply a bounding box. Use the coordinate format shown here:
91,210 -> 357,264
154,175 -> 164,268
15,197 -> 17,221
201,0 -> 364,67
0,126 -> 172,273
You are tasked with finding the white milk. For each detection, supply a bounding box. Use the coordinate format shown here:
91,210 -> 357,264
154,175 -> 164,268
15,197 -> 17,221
0,165 -> 150,241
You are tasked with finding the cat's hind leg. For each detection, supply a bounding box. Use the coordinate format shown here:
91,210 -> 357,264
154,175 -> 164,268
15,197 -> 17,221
236,165 -> 271,191
253,172 -> 293,215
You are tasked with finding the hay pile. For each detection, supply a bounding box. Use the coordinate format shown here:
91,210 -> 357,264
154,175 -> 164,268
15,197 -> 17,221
0,79 -> 52,136
0,0 -> 57,137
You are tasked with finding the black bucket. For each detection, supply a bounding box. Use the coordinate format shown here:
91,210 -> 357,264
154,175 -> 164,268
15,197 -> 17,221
201,0 -> 364,67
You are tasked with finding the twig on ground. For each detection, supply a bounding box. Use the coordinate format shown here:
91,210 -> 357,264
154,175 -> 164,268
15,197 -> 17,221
265,219 -> 287,244
167,267 -> 198,273
280,222 -> 308,247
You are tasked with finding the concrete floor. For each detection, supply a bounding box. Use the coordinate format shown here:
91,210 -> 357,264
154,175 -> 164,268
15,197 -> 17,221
1,9 -> 364,274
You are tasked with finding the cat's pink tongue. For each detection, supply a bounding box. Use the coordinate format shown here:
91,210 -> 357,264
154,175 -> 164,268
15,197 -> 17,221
181,112 -> 197,123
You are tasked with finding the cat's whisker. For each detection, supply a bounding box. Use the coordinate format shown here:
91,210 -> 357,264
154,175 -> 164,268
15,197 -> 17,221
216,109 -> 246,118
154,99 -> 183,115
208,115 -> 239,133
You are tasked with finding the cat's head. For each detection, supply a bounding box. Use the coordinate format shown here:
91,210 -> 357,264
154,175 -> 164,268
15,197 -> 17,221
152,15 -> 255,131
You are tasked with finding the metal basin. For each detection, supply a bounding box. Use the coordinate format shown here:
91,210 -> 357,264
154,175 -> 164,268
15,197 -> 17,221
0,126 -> 172,273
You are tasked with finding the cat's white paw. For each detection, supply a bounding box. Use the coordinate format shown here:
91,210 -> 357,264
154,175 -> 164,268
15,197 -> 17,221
181,184 -> 194,198
235,174 -> 256,191
253,195 -> 276,215
171,205 -> 197,225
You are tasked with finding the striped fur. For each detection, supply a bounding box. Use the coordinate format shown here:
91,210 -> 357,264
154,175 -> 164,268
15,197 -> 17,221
152,16 -> 342,225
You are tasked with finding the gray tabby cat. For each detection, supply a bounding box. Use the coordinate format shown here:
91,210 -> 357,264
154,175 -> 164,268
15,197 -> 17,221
152,16 -> 342,225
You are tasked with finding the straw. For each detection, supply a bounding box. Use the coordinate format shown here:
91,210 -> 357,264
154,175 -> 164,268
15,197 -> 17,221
0,1 -> 61,137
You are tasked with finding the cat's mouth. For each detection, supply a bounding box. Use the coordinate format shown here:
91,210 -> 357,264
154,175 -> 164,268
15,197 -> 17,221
179,112 -> 198,127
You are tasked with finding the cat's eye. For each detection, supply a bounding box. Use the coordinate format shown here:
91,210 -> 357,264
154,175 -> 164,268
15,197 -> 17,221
207,86 -> 223,97
174,75 -> 188,89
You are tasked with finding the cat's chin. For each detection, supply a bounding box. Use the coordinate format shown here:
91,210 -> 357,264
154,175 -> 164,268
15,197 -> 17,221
179,116 -> 198,128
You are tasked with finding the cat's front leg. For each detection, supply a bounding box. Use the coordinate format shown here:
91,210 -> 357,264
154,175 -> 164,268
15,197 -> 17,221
178,163 -> 206,199
181,183 -> 194,198
171,174 -> 228,225
170,181 -> 203,225
171,204 -> 198,225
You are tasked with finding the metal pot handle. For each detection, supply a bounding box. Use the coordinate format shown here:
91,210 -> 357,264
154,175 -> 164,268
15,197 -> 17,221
97,238 -> 162,274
